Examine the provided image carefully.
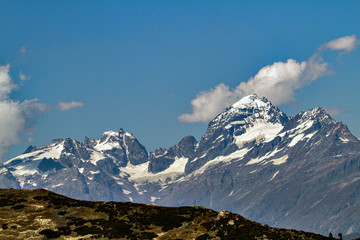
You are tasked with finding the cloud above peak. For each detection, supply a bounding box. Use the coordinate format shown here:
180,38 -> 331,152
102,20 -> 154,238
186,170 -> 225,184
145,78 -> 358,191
325,34 -> 357,53
179,35 -> 356,123
179,55 -> 329,123
178,84 -> 234,123
234,55 -> 328,106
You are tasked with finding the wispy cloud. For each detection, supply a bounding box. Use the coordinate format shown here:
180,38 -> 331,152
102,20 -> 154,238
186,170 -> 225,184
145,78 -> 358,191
0,64 -> 83,161
56,101 -> 84,111
325,107 -> 343,116
19,71 -> 30,81
325,34 -> 357,53
20,46 -> 26,54
19,46 -> 27,59
179,35 -> 356,123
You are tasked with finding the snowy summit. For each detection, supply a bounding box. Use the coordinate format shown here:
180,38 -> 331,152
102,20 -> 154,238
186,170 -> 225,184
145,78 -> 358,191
231,94 -> 270,109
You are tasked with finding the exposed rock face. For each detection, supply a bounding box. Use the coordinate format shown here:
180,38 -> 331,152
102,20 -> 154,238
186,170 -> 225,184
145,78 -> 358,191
0,189 -> 331,240
1,94 -> 360,235
149,136 -> 197,173
23,145 -> 37,154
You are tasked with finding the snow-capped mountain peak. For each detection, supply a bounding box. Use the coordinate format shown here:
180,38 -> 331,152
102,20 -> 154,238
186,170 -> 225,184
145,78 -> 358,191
210,95 -> 288,130
231,94 -> 270,109
183,95 -> 289,173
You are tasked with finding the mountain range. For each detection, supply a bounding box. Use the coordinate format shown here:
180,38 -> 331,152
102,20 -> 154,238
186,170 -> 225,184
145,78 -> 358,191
1,94 -> 360,235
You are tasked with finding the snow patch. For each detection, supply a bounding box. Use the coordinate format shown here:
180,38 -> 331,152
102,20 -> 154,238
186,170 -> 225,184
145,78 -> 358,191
288,134 -> 304,147
103,131 -> 119,137
150,196 -> 160,203
305,131 -> 317,140
346,224 -> 354,235
116,181 -> 124,185
94,141 -> 121,151
310,199 -> 323,209
6,141 -> 65,164
234,121 -> 283,147
89,150 -> 105,165
51,183 -> 64,188
120,162 -> 150,181
124,132 -> 135,139
214,135 -> 224,142
269,170 -> 279,181
120,157 -> 189,183
271,155 -> 288,165
194,148 -> 250,175
351,177 -> 360,183
160,157 -> 188,175
10,160 -> 42,187
13,166 -> 38,176
292,120 -> 314,135
37,144 -> 64,159
122,189 -> 131,195
246,148 -> 281,165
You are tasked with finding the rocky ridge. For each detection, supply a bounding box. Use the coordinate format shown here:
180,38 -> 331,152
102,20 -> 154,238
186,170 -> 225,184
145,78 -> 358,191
0,188 -> 332,240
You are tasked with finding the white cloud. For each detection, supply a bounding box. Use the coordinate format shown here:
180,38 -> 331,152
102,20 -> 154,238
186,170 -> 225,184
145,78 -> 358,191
0,98 -> 47,161
0,100 -> 26,158
325,35 -> 357,53
56,101 -> 84,111
0,64 -> 16,100
178,84 -> 234,123
179,54 -> 328,123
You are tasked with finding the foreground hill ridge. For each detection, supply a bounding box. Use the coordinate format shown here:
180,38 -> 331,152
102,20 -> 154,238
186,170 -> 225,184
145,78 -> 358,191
0,188 -> 332,240
1,94 -> 360,235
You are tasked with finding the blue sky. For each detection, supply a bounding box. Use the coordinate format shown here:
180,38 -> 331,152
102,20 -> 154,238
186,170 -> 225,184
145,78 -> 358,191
0,1 -> 359,161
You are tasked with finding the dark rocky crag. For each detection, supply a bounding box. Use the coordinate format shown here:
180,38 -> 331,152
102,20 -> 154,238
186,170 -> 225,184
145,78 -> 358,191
0,188 -> 332,240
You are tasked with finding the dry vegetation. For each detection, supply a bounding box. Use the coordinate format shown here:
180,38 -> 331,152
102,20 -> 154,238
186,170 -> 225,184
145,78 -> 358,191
0,189 -> 331,240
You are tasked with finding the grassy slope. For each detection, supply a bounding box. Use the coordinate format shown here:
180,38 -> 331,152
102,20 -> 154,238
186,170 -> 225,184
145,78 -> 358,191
0,189 -> 331,240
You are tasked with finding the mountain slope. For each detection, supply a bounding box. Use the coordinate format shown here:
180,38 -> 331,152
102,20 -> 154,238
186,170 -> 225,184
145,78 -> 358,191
0,188 -> 331,240
1,94 -> 360,235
